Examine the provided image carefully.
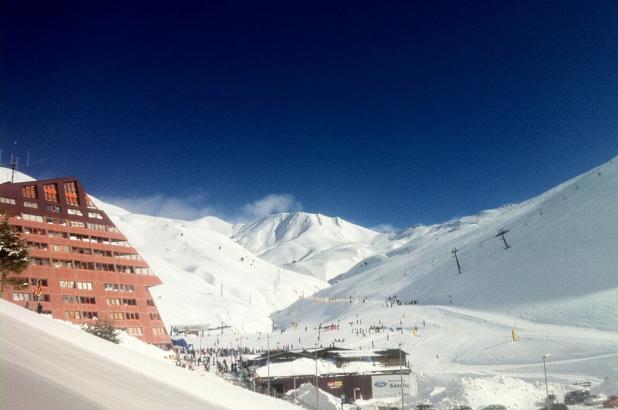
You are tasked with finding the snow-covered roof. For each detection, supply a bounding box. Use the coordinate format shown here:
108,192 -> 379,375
254,357 -> 405,378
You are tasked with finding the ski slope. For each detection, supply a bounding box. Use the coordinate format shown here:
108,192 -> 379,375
312,155 -> 618,331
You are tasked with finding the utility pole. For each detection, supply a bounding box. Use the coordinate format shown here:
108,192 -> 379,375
542,353 -> 550,399
399,343 -> 404,410
495,229 -> 511,249
451,248 -> 462,274
315,343 -> 319,410
267,334 -> 271,396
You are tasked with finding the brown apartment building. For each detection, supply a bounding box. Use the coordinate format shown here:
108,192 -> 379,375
0,177 -> 170,348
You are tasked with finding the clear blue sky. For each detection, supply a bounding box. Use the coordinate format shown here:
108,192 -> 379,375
1,1 -> 617,228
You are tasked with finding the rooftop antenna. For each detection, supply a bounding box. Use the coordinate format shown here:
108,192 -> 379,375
495,228 -> 511,249
451,248 -> 462,274
10,154 -> 18,183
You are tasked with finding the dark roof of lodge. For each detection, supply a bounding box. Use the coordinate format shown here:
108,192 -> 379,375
248,346 -> 408,366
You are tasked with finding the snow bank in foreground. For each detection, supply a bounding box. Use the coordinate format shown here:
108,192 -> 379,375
286,383 -> 342,410
0,300 -> 297,409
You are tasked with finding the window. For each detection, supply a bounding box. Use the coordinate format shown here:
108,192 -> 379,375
63,181 -> 80,206
22,213 -> 44,223
22,185 -> 37,199
121,298 -> 137,306
24,201 -> 39,209
0,197 -> 16,205
104,283 -> 134,293
43,183 -> 59,202
27,241 -> 48,251
114,252 -> 142,260
50,244 -> 70,253
69,233 -> 90,242
107,298 -> 122,306
146,299 -> 155,307
27,278 -> 48,286
48,230 -> 68,238
13,292 -> 32,301
30,257 -> 50,266
76,281 -> 93,290
71,246 -> 92,255
81,311 -> 98,319
94,263 -> 115,272
45,216 -> 65,225
109,312 -> 124,320
110,239 -> 129,247
69,220 -> 85,228
73,260 -> 94,270
88,212 -> 103,219
65,311 -> 81,319
59,280 -> 75,289
23,227 -> 45,235
126,312 -> 139,320
152,328 -> 166,335
52,259 -> 73,269
149,313 -> 161,320
87,222 -> 106,231
126,327 -> 143,336
67,208 -> 83,216
60,280 -> 93,290
63,295 -> 79,304
93,249 -> 112,257
79,296 -> 96,304
46,204 -> 61,213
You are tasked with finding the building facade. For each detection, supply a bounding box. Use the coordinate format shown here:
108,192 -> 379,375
249,347 -> 416,402
0,177 -> 170,348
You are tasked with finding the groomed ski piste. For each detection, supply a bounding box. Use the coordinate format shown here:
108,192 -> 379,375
1,155 -> 617,409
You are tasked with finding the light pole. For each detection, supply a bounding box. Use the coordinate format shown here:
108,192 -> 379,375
542,353 -> 550,399
267,334 -> 271,396
315,343 -> 319,410
399,343 -> 404,410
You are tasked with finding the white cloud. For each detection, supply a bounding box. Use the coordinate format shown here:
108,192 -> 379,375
103,192 -> 302,223
238,193 -> 302,222
371,223 -> 397,233
104,193 -> 215,221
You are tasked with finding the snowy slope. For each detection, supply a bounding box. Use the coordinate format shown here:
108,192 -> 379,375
232,212 -> 398,281
310,155 -> 618,330
91,199 -> 328,333
0,299 -> 298,410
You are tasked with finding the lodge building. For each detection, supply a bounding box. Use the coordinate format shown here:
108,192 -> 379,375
248,347 -> 417,403
0,177 -> 170,348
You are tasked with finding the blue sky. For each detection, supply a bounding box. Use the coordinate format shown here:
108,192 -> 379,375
1,1 -> 617,228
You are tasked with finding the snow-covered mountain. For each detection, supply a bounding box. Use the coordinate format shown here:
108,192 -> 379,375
278,155 -> 618,331
91,201 -> 328,333
231,212 -> 397,281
